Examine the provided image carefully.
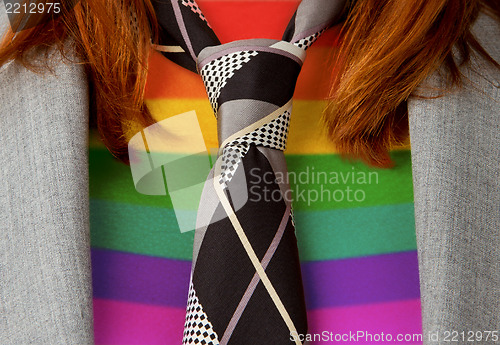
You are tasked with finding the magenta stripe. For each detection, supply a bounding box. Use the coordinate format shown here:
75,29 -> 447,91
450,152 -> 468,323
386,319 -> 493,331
91,248 -> 420,309
92,299 -> 422,345
307,299 -> 423,345
93,299 -> 185,345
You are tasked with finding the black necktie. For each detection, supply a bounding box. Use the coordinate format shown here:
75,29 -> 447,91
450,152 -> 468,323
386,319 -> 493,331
151,1 -> 347,343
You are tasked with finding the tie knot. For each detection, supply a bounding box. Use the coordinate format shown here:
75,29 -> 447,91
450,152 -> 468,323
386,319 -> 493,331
197,39 -> 305,117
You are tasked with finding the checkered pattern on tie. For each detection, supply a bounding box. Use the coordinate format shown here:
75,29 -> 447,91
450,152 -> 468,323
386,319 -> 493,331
200,51 -> 259,114
181,0 -> 212,27
219,144 -> 248,189
183,282 -> 220,345
293,29 -> 326,50
237,110 -> 291,151
218,109 -> 292,188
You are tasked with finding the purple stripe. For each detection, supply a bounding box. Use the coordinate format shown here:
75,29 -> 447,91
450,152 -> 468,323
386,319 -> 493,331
91,248 -> 190,308
91,248 -> 420,309
302,251 -> 421,309
197,45 -> 303,70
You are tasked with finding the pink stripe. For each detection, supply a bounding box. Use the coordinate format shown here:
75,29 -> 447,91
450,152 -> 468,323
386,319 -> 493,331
93,298 -> 422,344
93,299 -> 185,345
306,299 -> 423,345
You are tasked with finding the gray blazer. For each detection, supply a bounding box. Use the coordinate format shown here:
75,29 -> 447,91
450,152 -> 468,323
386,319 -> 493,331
408,12 -> 500,343
0,4 -> 94,344
0,4 -> 498,345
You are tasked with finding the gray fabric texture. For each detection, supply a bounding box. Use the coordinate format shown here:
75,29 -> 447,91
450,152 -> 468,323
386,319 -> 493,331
218,100 -> 279,143
292,0 -> 346,40
0,6 -> 94,344
408,12 -> 500,344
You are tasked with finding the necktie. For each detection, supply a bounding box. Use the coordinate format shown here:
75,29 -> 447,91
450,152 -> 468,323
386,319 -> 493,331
151,1 -> 346,343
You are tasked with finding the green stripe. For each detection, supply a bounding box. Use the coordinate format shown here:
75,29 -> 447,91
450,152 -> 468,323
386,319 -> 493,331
294,203 -> 417,261
90,199 -> 416,261
90,199 -> 192,260
90,148 -> 413,211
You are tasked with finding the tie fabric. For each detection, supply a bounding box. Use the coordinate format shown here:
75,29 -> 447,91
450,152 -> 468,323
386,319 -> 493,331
152,1 -> 346,343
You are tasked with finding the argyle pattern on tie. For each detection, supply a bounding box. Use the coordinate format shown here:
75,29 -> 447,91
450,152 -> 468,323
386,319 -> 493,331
152,1 -> 347,343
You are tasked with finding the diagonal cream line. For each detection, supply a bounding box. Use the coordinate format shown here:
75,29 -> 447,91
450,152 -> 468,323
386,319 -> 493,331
213,156 -> 302,345
217,99 -> 293,155
219,204 -> 291,344
152,44 -> 185,53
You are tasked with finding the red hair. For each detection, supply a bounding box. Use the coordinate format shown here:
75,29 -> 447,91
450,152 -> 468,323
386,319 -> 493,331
0,0 -> 158,163
2,1 -> 499,166
324,0 -> 500,167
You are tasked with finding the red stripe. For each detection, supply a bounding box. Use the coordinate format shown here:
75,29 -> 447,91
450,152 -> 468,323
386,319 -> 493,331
197,1 -> 341,45
197,1 -> 299,42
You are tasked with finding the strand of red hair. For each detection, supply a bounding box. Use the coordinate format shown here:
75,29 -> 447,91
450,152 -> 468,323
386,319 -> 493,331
0,0 -> 158,163
324,0 -> 500,167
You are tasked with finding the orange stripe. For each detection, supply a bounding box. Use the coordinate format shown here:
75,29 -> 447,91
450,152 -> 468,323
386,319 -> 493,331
145,51 -> 206,99
145,44 -> 338,100
294,42 -> 338,100
145,1 -> 343,99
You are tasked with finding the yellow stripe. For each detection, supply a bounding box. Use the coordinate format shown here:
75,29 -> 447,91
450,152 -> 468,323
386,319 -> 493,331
144,99 -> 410,154
288,100 -> 338,154
145,99 -> 218,149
